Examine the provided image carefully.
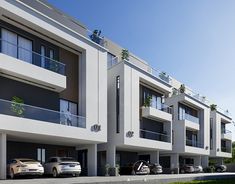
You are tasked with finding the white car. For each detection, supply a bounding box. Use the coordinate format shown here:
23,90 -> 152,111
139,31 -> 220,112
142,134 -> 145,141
44,157 -> 81,177
7,158 -> 44,179
194,165 -> 203,173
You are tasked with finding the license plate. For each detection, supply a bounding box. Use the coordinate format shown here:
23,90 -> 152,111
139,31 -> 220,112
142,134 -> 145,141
69,165 -> 75,167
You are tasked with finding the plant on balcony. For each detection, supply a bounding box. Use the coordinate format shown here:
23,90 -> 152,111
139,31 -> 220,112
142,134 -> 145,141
179,84 -> 185,93
11,96 -> 25,117
143,95 -> 152,107
159,71 -> 169,82
121,49 -> 129,61
210,104 -> 217,111
90,29 -> 103,45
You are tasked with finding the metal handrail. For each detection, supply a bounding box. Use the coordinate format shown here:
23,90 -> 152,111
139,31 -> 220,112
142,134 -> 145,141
0,39 -> 66,75
0,98 -> 86,128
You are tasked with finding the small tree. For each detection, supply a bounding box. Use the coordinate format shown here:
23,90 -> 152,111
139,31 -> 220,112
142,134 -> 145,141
143,95 -> 152,107
11,96 -> 25,117
210,104 -> 217,111
121,49 -> 129,60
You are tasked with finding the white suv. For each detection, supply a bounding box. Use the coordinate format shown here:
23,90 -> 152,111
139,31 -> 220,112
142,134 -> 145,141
44,157 -> 81,177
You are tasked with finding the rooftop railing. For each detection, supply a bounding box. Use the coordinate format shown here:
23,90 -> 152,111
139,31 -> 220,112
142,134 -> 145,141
0,99 -> 86,128
0,39 -> 66,75
140,129 -> 171,143
217,107 -> 232,118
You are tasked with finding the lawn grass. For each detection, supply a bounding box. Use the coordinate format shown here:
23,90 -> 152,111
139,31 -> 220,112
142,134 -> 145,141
170,178 -> 235,184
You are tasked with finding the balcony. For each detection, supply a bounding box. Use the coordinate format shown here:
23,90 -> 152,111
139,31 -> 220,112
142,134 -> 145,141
140,129 -> 171,143
186,139 -> 204,148
179,113 -> 200,130
141,104 -> 172,122
0,39 -> 66,92
221,147 -> 231,153
221,130 -> 232,140
0,98 -> 86,128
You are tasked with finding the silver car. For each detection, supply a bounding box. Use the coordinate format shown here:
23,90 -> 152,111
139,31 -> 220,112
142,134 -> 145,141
44,157 -> 81,177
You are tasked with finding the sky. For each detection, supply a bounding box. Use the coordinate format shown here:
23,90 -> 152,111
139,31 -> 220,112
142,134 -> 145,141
48,0 -> 235,140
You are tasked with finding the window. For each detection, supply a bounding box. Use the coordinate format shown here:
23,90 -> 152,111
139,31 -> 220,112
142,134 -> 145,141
107,52 -> 117,68
18,36 -> 32,63
1,28 -> 32,63
49,49 -> 54,59
40,45 -> 46,68
116,76 -> 120,133
37,148 -> 45,163
1,28 -> 17,58
210,118 -> 213,150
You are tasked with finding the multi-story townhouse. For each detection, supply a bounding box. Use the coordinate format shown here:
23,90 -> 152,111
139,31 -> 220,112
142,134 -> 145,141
210,107 -> 232,164
164,82 -> 211,172
98,39 -> 173,173
0,0 -> 107,179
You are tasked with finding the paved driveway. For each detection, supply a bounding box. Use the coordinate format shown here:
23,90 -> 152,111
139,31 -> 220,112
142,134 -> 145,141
1,173 -> 235,184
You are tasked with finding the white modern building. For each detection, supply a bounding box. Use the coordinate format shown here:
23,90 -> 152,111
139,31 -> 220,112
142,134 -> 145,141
0,0 -> 232,180
0,0 -> 107,179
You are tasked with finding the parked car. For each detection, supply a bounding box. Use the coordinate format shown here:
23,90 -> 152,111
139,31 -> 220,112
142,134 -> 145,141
7,158 -> 44,179
180,165 -> 195,174
194,165 -> 203,173
44,157 -> 81,177
215,165 -> 227,172
148,163 -> 163,174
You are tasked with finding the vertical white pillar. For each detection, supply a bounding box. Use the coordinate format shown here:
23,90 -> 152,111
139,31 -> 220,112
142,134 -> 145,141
87,144 -> 97,176
171,153 -> 179,173
107,145 -> 116,167
0,133 -> 6,180
194,156 -> 201,166
150,151 -> 159,164
201,156 -> 209,168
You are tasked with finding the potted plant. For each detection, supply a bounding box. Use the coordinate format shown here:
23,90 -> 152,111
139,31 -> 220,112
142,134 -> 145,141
210,104 -> 217,111
90,29 -> 103,45
179,84 -> 185,93
159,71 -> 169,82
121,49 -> 129,61
109,164 -> 120,176
143,95 -> 152,107
11,96 -> 25,117
105,163 -> 110,176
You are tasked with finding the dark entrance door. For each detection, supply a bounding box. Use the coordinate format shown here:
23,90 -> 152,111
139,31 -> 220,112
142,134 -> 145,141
78,149 -> 88,176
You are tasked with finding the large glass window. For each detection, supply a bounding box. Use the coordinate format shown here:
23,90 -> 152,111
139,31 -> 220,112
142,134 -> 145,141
18,36 -> 32,63
1,28 -> 32,63
1,28 -> 17,58
40,45 -> 46,67
37,148 -> 45,163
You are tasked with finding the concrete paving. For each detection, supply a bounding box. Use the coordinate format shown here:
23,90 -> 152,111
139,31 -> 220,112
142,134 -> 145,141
0,173 -> 235,184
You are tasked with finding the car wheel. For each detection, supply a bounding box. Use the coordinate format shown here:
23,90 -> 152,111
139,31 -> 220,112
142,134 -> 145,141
216,168 -> 222,172
181,169 -> 185,174
52,168 -> 58,178
10,169 -> 15,179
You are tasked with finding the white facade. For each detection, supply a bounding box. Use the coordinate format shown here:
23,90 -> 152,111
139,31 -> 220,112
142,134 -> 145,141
0,0 -> 107,178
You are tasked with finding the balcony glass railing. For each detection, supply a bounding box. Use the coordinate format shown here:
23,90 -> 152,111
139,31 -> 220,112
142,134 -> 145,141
221,147 -> 231,153
221,129 -> 232,135
150,103 -> 172,114
179,113 -> 199,124
0,99 -> 86,128
140,129 -> 171,143
186,139 -> 204,148
0,39 -> 66,75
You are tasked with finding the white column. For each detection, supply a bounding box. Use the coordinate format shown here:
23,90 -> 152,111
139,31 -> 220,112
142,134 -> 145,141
201,156 -> 209,168
150,151 -> 159,164
194,156 -> 201,166
107,145 -> 116,167
171,153 -> 179,173
87,144 -> 97,176
0,133 -> 6,180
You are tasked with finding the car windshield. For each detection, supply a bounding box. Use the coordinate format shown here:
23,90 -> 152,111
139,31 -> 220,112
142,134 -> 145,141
20,159 -> 36,163
60,157 -> 76,162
